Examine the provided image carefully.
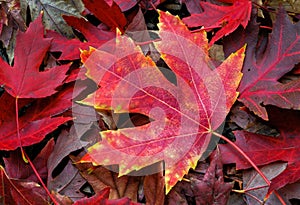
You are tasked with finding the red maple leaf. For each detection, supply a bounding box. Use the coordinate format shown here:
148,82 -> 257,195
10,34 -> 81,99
183,0 -> 251,45
47,16 -> 115,60
0,14 -> 68,98
0,86 -> 73,150
228,7 -> 300,120
0,13 -> 74,150
219,106 -> 300,194
78,11 -> 245,192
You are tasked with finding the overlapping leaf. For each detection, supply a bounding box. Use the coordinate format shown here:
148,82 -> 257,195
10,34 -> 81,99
191,150 -> 233,204
183,0 -> 251,45
82,0 -> 127,33
220,106 -> 300,194
4,139 -> 54,181
227,7 -> 300,120
47,0 -> 126,60
47,16 -> 115,60
71,154 -> 140,201
78,11 -> 244,192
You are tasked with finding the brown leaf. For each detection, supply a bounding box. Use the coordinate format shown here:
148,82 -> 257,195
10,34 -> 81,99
52,192 -> 73,205
143,163 -> 165,205
71,154 -> 141,202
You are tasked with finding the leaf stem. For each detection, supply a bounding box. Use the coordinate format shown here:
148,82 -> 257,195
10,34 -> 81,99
272,191 -> 287,205
15,97 -> 27,163
15,98 -> 59,205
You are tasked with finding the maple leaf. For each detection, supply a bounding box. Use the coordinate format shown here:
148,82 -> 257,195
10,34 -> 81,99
47,126 -> 91,201
191,150 -> 233,204
0,166 -> 49,205
0,13 -> 68,98
0,86 -> 73,150
48,161 -> 86,202
219,106 -> 300,194
226,7 -> 300,120
47,16 -> 115,60
78,10 -> 245,193
183,0 -> 252,45
82,0 -> 127,33
242,162 -> 288,204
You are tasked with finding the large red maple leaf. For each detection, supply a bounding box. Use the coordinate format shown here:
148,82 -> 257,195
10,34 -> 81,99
219,106 -> 300,194
183,0 -> 252,45
0,14 -> 68,98
0,13 -> 73,150
225,7 -> 300,120
79,11 -> 245,193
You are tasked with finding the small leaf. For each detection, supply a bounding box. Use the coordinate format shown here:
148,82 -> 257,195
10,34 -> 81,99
191,150 -> 233,205
71,154 -> 140,201
183,0 -> 252,45
46,15 -> 115,60
4,139 -> 54,182
82,0 -> 127,33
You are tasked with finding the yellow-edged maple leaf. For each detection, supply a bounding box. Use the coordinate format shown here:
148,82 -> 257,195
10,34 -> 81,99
78,11 -> 245,193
